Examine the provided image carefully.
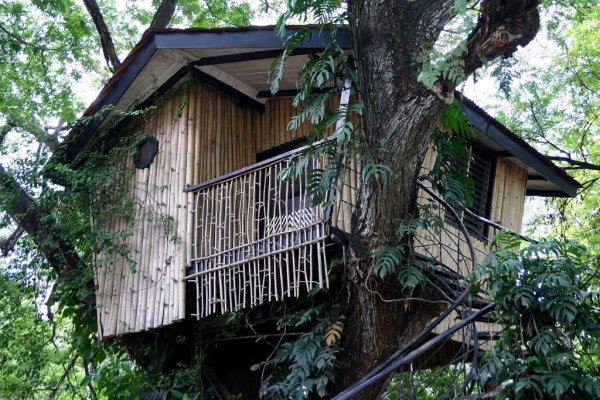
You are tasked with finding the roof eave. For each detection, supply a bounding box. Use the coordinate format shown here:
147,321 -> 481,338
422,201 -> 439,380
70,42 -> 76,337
52,26 -> 352,167
460,97 -> 580,197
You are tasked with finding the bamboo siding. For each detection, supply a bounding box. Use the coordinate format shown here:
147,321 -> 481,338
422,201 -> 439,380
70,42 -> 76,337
254,96 -> 341,154
95,81 -> 258,338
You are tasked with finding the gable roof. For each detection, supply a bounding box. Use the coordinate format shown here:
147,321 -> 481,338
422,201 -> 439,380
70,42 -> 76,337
52,26 -> 579,197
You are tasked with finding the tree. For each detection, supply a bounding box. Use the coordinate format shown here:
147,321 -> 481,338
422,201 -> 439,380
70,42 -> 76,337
302,0 -> 541,397
0,0 -> 595,398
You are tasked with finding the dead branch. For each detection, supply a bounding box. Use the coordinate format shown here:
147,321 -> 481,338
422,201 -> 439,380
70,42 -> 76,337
82,0 -> 121,72
150,0 -> 178,29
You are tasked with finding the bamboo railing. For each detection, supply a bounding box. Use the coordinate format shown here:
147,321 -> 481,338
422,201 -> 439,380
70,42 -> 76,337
186,147 -> 333,318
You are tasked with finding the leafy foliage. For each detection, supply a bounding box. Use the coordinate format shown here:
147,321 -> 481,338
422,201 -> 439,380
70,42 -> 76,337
257,304 -> 341,399
474,235 -> 600,399
429,101 -> 476,207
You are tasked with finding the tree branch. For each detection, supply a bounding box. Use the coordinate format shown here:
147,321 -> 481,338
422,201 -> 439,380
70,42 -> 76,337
0,164 -> 81,272
0,226 -> 25,256
548,156 -> 600,171
433,0 -> 541,101
82,0 -> 121,72
47,355 -> 80,400
0,121 -> 16,144
464,0 -> 539,74
149,0 -> 178,29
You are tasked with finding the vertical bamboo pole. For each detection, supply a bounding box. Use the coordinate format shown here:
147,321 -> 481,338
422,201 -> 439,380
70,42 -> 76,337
140,115 -> 155,331
172,92 -> 187,323
153,101 -> 169,328
131,167 -> 147,332
208,89 -> 216,180
96,217 -> 112,338
137,166 -> 152,331
159,97 -> 177,327
111,216 -> 126,336
193,85 -> 202,185
180,88 -> 195,320
119,153 -> 134,333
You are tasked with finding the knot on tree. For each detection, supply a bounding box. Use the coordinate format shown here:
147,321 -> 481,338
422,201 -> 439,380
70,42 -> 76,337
480,26 -> 524,57
433,80 -> 456,105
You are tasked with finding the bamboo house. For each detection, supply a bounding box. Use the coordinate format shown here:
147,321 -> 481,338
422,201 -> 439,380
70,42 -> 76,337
51,27 -> 579,347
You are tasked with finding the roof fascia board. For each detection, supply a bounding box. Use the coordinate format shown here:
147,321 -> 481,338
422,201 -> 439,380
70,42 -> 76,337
63,38 -> 159,164
460,99 -> 579,197
153,28 -> 351,50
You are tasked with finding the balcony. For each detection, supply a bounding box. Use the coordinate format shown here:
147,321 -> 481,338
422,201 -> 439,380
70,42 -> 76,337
185,145 -> 507,323
185,147 -> 340,318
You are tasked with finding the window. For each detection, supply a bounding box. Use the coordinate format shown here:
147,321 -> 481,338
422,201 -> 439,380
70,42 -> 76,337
446,145 -> 494,238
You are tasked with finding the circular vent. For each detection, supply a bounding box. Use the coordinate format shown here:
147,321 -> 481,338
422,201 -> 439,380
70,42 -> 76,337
134,136 -> 159,169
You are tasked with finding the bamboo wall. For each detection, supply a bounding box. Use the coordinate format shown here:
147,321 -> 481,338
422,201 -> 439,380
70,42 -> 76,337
95,81 -> 345,338
95,81 -> 258,338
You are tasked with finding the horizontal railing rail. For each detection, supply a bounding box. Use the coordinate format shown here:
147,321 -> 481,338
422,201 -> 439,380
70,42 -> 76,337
184,138 -> 334,193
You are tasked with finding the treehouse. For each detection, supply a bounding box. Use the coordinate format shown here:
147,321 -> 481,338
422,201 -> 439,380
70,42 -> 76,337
52,26 -> 579,348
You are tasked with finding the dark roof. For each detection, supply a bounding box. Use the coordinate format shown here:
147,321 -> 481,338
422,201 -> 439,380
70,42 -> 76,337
50,26 -> 579,197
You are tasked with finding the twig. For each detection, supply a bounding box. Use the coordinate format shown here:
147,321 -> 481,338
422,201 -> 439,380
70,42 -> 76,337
83,361 -> 98,400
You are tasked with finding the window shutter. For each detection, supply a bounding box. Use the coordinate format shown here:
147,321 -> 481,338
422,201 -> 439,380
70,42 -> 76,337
443,146 -> 494,238
463,150 -> 492,236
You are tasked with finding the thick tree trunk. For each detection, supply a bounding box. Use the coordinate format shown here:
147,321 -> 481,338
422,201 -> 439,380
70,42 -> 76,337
335,1 -> 453,397
336,0 -> 540,397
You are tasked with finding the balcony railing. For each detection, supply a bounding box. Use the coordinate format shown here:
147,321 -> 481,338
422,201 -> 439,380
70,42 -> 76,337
186,147 -> 333,318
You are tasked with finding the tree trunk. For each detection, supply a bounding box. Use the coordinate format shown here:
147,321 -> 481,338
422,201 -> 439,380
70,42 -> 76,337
335,0 -> 541,396
83,0 -> 121,72
336,1 -> 453,396
150,0 -> 178,29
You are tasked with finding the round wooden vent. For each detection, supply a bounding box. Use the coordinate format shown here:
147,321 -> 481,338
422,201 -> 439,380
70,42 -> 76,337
134,136 -> 159,169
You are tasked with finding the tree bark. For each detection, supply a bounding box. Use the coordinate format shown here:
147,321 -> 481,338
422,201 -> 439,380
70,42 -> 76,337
150,0 -> 178,29
0,226 -> 24,256
336,0 -> 541,397
83,0 -> 121,72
